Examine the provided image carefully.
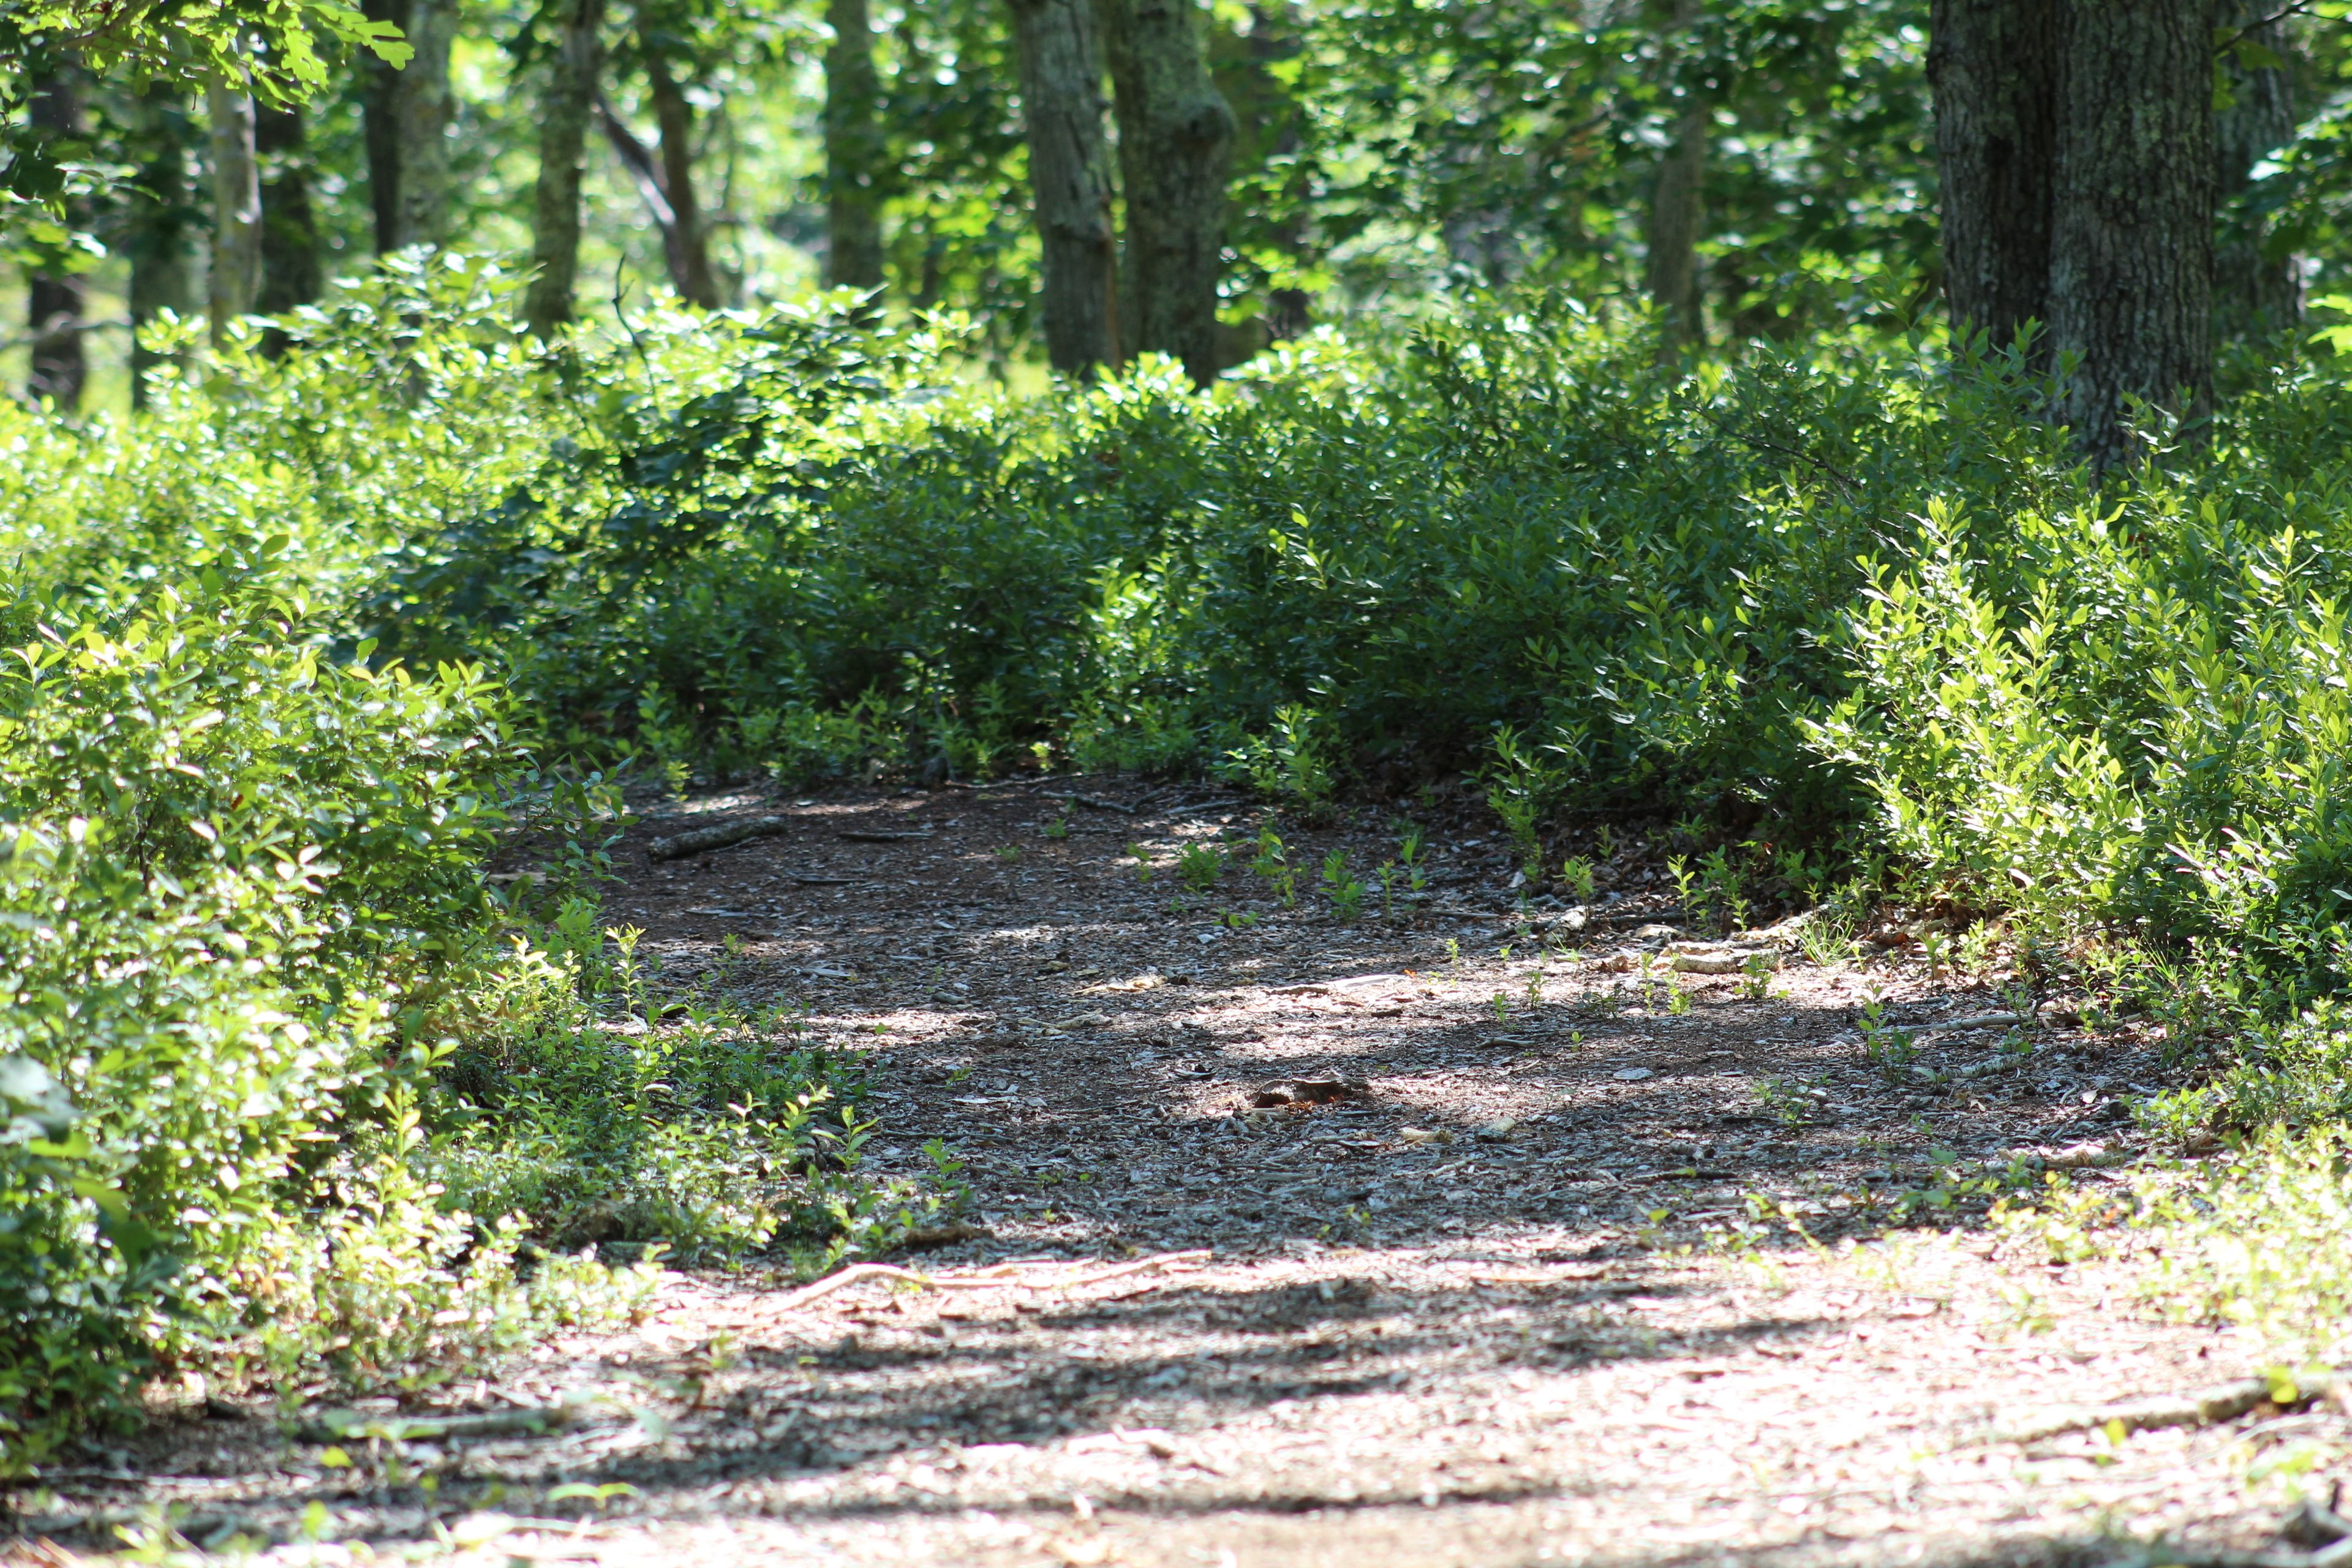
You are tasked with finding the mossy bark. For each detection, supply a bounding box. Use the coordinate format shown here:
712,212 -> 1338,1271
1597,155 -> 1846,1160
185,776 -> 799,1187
1008,0 -> 1120,374
524,0 -> 605,337
1098,0 -> 1235,386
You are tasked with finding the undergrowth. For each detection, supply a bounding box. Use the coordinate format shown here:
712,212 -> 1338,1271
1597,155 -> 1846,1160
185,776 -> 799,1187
16,262 -> 2352,1465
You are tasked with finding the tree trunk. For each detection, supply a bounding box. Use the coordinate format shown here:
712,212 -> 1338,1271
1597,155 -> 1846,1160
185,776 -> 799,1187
1008,0 -> 1119,374
390,0 -> 459,249
207,72 -> 263,342
256,105 -> 320,324
824,0 -> 886,292
26,61 -> 85,409
523,0 -> 604,338
1098,0 -> 1235,386
646,52 -> 721,306
1645,100 -> 1707,349
128,85 -> 197,407
362,0 -> 405,252
2047,0 -> 2213,468
1927,0 -> 2064,360
2214,0 -> 2298,341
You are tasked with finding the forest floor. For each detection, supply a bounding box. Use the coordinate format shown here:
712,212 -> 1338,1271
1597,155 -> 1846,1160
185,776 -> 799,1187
12,780 -> 2349,1567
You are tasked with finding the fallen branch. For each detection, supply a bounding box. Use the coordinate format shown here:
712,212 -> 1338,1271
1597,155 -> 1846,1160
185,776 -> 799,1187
297,1406 -> 573,1443
771,1250 -> 1211,1314
1044,791 -> 1137,815
837,829 -> 935,843
2094,1497 -> 2352,1568
1993,1370 -> 2342,1446
648,815 -> 790,861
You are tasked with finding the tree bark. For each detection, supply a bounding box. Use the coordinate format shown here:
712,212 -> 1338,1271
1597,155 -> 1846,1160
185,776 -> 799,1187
390,0 -> 458,249
362,0 -> 404,252
127,85 -> 197,407
2214,0 -> 2298,341
26,61 -> 85,409
1645,100 -> 1707,349
824,0 -> 886,292
646,52 -> 721,306
1008,0 -> 1120,374
524,0 -> 605,337
2046,0 -> 2213,467
1098,0 -> 1235,386
207,72 -> 263,342
255,105 -> 320,355
1927,0 -> 2064,360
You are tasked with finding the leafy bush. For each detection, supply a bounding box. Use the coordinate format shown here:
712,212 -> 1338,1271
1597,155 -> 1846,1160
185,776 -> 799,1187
0,551 -> 524,1465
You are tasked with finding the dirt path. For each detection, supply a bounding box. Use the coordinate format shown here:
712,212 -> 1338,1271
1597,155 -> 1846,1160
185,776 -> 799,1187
17,782 -> 2345,1566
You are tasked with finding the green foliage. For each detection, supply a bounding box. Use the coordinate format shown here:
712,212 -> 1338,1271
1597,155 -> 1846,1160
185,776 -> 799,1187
1176,842 -> 1226,892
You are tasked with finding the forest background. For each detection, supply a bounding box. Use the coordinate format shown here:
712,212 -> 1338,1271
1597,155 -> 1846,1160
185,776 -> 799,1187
10,0 -> 2352,1487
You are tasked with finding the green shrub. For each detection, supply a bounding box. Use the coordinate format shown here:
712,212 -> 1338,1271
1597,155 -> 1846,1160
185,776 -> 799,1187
0,553 -> 524,1465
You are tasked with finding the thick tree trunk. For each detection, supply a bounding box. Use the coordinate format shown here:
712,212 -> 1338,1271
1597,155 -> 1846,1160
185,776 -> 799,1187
523,0 -> 604,337
1098,0 -> 1235,386
646,55 -> 720,306
2047,0 -> 2213,467
1927,0 -> 2063,360
207,73 -> 263,342
390,0 -> 458,249
1645,100 -> 1707,349
26,62 -> 85,409
128,86 -> 197,407
362,0 -> 404,252
255,105 -> 320,322
824,0 -> 886,292
2214,0 -> 2298,341
1008,0 -> 1119,374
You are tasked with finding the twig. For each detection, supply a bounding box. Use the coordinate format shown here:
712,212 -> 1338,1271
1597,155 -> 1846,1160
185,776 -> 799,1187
1992,1370 -> 2342,1446
648,816 -> 788,861
770,1250 -> 1211,1314
837,829 -> 935,842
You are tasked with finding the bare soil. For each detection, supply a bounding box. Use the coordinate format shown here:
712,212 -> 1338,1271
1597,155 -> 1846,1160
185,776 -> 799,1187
10,780 -> 2346,1567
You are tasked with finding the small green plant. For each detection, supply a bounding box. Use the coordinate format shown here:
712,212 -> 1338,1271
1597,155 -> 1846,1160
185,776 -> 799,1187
1485,725 -> 1564,877
1177,841 -> 1225,892
996,844 -> 1021,862
1323,848 -> 1365,919
1376,859 -> 1400,916
1251,826 -> 1297,907
1859,992 -> 1918,1079
1225,704 -> 1335,810
1667,977 -> 1693,1015
1755,1077 -> 1813,1129
1740,952 -> 1777,1001
1491,991 -> 1510,1022
1395,824 -> 1430,897
1042,801 -> 1072,840
1128,841 -> 1155,880
1559,854 -> 1598,900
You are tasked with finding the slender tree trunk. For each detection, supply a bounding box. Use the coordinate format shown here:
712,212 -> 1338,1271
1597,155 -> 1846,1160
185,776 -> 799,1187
128,85 -> 197,407
2046,0 -> 2213,467
207,72 -> 263,342
1927,0 -> 2064,360
646,53 -> 720,306
824,0 -> 886,292
2214,0 -> 2298,341
391,0 -> 459,249
1645,100 -> 1707,349
362,0 -> 404,252
1008,0 -> 1119,373
256,105 -> 320,323
26,61 -> 86,409
1098,0 -> 1235,386
524,0 -> 604,337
